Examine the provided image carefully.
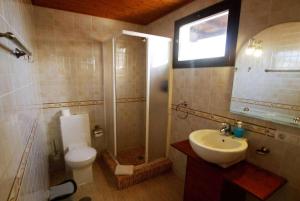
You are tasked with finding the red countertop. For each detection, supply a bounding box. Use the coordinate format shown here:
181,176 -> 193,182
171,140 -> 287,201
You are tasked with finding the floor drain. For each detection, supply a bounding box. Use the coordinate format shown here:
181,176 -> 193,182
79,197 -> 92,201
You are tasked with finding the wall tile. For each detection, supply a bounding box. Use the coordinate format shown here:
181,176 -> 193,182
0,0 -> 47,200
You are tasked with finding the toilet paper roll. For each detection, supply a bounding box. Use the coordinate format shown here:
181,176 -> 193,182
94,132 -> 103,138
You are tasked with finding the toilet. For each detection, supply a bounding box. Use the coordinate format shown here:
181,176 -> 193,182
59,111 -> 97,185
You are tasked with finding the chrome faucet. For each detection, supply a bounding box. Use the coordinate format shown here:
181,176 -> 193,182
219,122 -> 232,136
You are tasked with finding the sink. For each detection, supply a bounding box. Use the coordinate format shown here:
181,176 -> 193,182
189,129 -> 248,168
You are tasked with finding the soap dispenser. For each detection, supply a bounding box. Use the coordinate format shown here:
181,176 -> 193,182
233,121 -> 245,138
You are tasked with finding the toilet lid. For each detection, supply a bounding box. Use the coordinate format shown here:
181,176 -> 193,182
65,147 -> 97,163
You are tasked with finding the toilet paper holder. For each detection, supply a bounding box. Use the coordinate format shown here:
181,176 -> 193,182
93,125 -> 103,138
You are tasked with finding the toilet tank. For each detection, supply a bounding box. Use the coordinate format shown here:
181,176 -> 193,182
60,113 -> 91,152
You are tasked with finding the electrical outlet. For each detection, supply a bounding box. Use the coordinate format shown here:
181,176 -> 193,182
275,131 -> 299,145
275,131 -> 287,141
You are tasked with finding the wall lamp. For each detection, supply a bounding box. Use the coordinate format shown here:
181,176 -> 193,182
245,38 -> 263,57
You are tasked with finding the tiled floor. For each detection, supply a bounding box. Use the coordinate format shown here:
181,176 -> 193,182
50,161 -> 184,201
117,147 -> 145,165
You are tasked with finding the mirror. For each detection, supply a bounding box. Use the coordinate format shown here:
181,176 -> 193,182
231,22 -> 300,128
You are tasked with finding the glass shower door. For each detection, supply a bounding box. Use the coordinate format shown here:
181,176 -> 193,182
114,34 -> 147,165
147,37 -> 170,162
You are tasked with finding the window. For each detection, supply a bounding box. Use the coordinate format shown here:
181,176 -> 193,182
173,0 -> 241,68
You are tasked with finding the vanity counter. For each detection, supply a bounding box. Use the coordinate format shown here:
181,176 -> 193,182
172,140 -> 286,201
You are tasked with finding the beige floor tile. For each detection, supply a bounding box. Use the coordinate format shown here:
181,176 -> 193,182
50,161 -> 184,201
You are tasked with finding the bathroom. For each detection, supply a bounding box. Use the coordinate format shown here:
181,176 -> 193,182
1,0 -> 300,200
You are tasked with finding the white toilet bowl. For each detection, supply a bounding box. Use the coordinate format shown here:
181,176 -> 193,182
65,146 -> 97,185
65,146 -> 97,168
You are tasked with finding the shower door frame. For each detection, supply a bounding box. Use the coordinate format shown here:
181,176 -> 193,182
111,30 -> 171,164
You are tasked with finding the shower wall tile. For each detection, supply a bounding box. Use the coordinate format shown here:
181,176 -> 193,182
115,36 -> 147,99
116,102 -> 146,152
115,35 -> 147,152
33,6 -> 144,164
145,0 -> 300,200
0,0 -> 47,201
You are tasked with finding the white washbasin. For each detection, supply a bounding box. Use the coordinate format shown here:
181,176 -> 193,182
189,129 -> 248,168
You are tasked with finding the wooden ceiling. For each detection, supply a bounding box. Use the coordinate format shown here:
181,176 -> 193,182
31,0 -> 194,25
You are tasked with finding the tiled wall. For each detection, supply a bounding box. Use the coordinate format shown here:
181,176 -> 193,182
33,6 -> 144,170
116,101 -> 146,152
115,36 -> 146,99
115,35 -> 146,152
145,0 -> 300,200
0,0 -> 48,200
17,118 -> 48,201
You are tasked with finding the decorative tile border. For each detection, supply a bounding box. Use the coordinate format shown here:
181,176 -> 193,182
232,97 -> 300,112
41,97 -> 145,109
116,97 -> 146,104
7,117 -> 39,201
171,104 -> 276,137
41,100 -> 104,109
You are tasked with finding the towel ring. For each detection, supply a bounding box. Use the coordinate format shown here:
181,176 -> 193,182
175,101 -> 189,119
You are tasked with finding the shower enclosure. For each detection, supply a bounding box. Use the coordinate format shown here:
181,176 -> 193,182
103,30 -> 171,166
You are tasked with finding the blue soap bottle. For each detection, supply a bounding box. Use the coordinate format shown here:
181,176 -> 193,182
233,121 -> 245,138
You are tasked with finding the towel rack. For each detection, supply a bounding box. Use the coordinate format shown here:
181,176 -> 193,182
265,69 -> 300,73
0,32 -> 32,59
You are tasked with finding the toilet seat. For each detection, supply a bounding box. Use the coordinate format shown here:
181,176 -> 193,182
65,147 -> 97,169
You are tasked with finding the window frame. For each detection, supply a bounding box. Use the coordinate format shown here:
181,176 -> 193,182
173,0 -> 241,69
